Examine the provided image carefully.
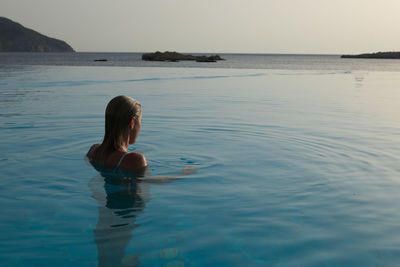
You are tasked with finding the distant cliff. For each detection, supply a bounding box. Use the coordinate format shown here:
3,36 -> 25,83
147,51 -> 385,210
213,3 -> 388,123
0,17 -> 74,52
341,52 -> 400,59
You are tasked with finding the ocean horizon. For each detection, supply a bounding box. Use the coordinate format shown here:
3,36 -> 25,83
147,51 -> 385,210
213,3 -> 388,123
2,52 -> 400,72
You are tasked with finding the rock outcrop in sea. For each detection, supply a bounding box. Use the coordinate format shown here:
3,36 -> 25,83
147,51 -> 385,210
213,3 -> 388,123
0,17 -> 75,52
341,52 -> 400,59
142,51 -> 224,62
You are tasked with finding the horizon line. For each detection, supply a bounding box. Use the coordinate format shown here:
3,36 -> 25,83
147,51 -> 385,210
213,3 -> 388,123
69,51 -> 345,56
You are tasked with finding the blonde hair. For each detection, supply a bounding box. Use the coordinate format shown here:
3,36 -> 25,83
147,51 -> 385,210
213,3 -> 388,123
95,95 -> 141,161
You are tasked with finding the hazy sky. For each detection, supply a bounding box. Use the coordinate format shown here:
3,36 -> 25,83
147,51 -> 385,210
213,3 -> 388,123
2,0 -> 400,54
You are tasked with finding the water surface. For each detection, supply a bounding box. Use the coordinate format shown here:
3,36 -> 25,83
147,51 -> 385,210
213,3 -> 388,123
1,64 -> 400,266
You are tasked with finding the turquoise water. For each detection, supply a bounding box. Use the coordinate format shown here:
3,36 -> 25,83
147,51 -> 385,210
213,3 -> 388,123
1,64 -> 400,266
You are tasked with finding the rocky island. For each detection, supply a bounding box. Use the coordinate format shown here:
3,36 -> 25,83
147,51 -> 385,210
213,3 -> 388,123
341,52 -> 400,59
0,17 -> 74,52
142,51 -> 224,62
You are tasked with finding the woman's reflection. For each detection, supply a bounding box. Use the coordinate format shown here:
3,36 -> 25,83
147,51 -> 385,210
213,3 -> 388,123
89,168 -> 149,267
89,166 -> 196,267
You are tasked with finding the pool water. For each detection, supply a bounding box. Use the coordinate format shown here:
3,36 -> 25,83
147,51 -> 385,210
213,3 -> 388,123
1,65 -> 400,266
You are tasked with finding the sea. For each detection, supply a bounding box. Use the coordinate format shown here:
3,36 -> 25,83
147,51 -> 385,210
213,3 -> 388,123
1,52 -> 400,266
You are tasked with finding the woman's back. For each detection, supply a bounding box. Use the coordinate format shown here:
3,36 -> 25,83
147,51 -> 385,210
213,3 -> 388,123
87,144 -> 147,171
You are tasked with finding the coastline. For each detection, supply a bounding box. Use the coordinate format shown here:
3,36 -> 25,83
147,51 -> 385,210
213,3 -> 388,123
2,52 -> 400,72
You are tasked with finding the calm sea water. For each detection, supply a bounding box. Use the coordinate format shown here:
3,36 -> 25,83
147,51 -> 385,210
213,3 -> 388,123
1,54 -> 400,266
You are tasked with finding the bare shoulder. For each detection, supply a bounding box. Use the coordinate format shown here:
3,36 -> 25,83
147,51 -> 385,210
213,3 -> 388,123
87,143 -> 100,158
122,152 -> 147,169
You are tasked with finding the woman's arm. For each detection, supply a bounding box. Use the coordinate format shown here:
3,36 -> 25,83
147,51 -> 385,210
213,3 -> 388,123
139,166 -> 197,184
124,152 -> 147,169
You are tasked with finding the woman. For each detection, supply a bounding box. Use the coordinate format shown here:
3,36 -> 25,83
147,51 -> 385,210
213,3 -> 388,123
87,95 -> 195,266
87,95 -> 147,171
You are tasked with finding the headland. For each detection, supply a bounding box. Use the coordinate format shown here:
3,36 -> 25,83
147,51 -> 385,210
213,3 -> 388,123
341,52 -> 400,59
0,17 -> 74,52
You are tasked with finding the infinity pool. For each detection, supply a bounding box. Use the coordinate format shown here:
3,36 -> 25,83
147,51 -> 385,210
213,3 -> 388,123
1,65 -> 400,266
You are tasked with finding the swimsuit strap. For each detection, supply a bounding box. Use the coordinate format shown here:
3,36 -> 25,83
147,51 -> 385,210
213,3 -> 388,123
114,152 -> 129,172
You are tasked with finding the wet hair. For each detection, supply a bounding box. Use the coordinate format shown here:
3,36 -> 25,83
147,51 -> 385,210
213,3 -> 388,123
94,95 -> 141,162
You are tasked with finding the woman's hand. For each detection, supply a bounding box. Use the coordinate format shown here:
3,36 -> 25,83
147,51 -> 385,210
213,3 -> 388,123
182,166 -> 197,175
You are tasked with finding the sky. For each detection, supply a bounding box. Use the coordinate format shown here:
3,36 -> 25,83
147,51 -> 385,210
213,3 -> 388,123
1,0 -> 400,54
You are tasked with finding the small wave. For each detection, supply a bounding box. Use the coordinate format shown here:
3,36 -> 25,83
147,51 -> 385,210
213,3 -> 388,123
148,152 -> 221,177
275,70 -> 353,76
28,80 -> 113,88
18,72 -> 268,88
198,127 -> 240,133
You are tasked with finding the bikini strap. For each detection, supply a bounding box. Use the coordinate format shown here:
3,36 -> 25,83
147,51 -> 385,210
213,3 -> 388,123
114,152 -> 129,172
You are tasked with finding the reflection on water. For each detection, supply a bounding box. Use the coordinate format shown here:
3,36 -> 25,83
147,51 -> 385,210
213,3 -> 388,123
87,159 -> 195,267
89,168 -> 150,267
